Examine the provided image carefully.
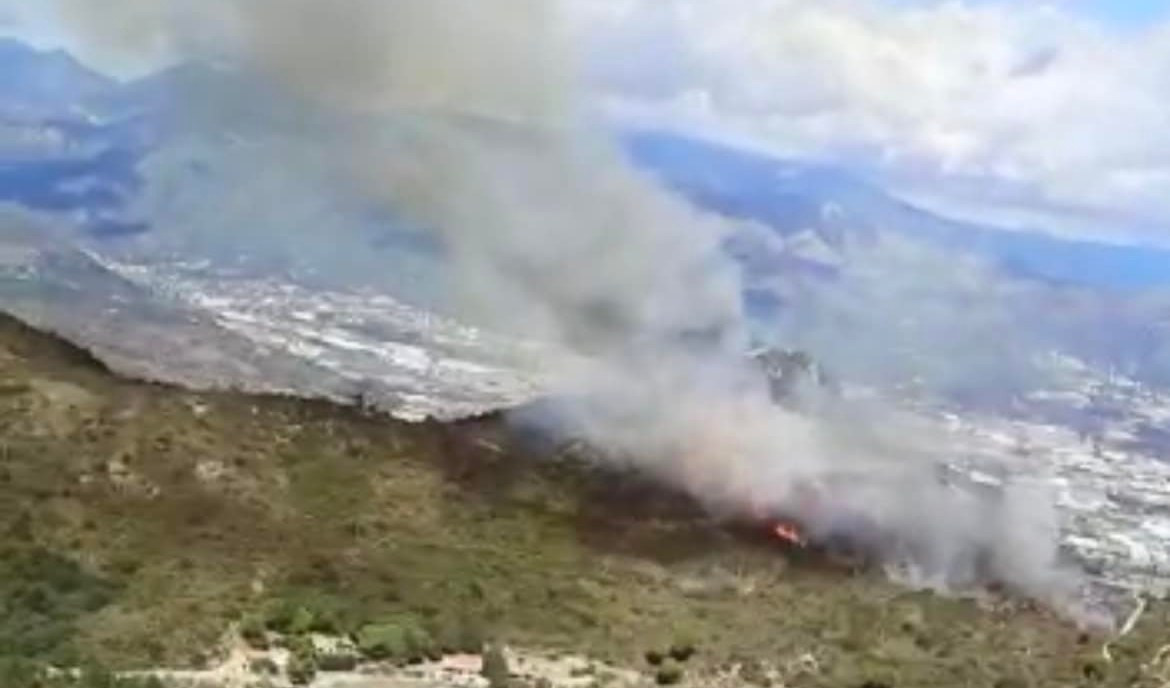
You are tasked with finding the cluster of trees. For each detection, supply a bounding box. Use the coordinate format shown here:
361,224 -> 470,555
0,546 -> 118,668
240,594 -> 491,685
0,660 -> 164,688
0,545 -> 160,688
644,638 -> 698,686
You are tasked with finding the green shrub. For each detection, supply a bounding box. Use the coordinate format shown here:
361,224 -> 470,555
262,599 -> 300,634
287,635 -> 316,664
655,659 -> 684,686
481,645 -> 511,688
308,607 -> 342,635
1081,658 -> 1106,682
401,621 -> 437,663
644,649 -> 665,666
570,663 -> 595,677
249,657 -> 279,675
739,659 -> 771,687
287,607 -> 316,636
667,638 -> 696,663
431,614 -> 485,655
355,616 -> 434,663
0,658 -> 42,688
0,547 -> 117,664
78,664 -> 160,688
0,659 -> 163,688
317,652 -> 359,672
240,615 -> 268,650
261,592 -> 353,638
356,623 -> 407,660
286,652 -> 317,686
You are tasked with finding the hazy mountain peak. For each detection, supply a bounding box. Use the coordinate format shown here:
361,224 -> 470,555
0,38 -> 112,117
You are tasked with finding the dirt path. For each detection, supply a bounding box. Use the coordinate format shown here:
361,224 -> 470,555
130,640 -> 649,688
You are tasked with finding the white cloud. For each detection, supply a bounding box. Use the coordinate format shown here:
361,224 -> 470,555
6,0 -> 1170,240
569,0 -> 1170,242
0,0 -> 188,78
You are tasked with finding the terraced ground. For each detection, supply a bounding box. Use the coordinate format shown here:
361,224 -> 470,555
0,310 -> 1168,687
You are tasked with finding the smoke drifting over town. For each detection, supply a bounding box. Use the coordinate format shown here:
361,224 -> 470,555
48,0 -> 1094,620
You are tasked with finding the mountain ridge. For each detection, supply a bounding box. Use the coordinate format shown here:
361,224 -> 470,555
0,303 -> 1167,687
623,129 -> 1170,291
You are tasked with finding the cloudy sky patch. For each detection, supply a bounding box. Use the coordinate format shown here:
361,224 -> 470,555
4,0 -> 1170,244
571,0 -> 1170,243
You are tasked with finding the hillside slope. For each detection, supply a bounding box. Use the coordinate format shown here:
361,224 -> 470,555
0,310 -> 1167,687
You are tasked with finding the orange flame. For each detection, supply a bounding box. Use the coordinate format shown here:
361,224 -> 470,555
772,521 -> 806,547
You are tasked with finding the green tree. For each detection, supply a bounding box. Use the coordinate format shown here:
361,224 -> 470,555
286,652 -> 317,686
481,645 -> 511,688
355,616 -> 434,663
356,623 -> 408,660
655,659 -> 684,686
239,615 -> 268,650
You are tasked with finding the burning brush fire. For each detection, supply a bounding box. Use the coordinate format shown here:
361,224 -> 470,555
771,520 -> 807,547
748,500 -> 810,549
743,480 -> 886,564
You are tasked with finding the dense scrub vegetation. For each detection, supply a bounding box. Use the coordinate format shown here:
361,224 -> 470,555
0,546 -> 118,665
0,311 -> 1168,687
0,659 -> 164,688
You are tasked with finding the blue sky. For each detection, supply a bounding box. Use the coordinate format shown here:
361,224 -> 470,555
1085,0 -> 1170,27
1040,0 -> 1170,28
888,0 -> 1170,28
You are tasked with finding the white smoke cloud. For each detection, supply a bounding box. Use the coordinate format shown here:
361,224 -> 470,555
42,0 -> 1095,620
768,233 -> 1048,399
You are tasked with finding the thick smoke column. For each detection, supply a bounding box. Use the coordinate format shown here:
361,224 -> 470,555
48,0 -> 1093,620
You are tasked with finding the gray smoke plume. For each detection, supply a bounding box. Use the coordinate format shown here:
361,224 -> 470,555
46,0 -> 1096,622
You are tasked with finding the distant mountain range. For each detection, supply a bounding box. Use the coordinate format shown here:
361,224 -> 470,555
3,37 -> 1170,401
624,131 -> 1170,291
0,39 -> 111,119
3,37 -> 1168,292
